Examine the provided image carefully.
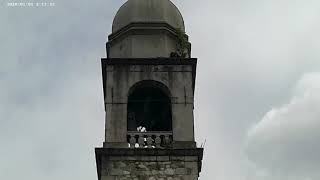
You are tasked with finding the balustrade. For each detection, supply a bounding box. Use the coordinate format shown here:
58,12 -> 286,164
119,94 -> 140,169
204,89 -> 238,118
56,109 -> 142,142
127,131 -> 173,148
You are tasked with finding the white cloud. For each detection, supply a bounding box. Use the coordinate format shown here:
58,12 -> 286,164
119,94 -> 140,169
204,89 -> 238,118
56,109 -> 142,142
246,72 -> 320,180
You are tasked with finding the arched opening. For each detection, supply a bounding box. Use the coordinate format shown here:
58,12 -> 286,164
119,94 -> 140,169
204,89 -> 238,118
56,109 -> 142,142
127,81 -> 172,132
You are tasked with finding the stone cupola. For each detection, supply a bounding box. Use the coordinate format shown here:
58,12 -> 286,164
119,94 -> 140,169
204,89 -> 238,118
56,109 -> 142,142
107,0 -> 191,58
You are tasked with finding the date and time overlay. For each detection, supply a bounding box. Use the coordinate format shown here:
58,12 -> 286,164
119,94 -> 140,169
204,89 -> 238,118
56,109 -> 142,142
5,1 -> 55,7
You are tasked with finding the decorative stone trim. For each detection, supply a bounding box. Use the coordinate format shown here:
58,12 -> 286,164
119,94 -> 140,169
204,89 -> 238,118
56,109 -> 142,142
127,131 -> 173,149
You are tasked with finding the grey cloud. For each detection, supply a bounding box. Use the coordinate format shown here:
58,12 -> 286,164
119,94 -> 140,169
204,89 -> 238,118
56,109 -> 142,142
246,72 -> 320,180
1,0 -> 320,180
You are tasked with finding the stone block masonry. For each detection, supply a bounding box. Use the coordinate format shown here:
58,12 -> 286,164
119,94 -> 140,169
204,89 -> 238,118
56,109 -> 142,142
95,148 -> 203,180
101,157 -> 198,180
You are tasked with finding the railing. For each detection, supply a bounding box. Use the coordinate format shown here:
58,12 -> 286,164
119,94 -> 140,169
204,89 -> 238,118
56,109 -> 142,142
127,131 -> 173,148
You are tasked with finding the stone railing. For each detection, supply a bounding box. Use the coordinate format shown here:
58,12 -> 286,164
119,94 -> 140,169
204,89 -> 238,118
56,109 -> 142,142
127,131 -> 173,148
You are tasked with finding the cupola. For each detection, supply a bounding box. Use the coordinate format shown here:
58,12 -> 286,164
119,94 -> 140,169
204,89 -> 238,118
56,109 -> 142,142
107,0 -> 191,58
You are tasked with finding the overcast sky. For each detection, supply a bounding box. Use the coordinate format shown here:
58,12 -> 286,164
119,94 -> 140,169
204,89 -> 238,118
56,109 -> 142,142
1,0 -> 320,180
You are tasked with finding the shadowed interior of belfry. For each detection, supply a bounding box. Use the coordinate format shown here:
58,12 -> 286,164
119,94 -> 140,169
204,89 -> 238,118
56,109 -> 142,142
127,81 -> 172,132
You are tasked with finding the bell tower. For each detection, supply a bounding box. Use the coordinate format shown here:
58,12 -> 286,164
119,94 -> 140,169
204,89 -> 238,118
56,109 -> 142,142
95,0 -> 204,179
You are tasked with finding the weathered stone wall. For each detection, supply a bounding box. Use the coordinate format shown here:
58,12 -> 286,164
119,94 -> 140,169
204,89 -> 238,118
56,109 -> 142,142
102,60 -> 197,149
101,155 -> 199,180
109,33 -> 185,59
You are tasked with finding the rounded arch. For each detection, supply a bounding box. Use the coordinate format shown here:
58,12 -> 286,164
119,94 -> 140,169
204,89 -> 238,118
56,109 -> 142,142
128,80 -> 171,97
127,80 -> 172,132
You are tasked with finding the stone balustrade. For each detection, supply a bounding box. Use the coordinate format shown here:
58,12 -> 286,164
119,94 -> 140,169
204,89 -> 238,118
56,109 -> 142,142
127,131 -> 173,148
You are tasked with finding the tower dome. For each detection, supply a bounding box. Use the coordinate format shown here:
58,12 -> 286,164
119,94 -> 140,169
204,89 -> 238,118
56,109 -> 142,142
112,0 -> 185,33
107,0 -> 190,58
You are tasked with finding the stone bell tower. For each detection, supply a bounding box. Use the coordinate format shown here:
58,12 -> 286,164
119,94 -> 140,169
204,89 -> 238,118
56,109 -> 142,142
95,0 -> 204,179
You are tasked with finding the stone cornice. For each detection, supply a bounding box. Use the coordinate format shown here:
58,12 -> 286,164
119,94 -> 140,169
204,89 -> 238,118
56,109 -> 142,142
108,22 -> 188,42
